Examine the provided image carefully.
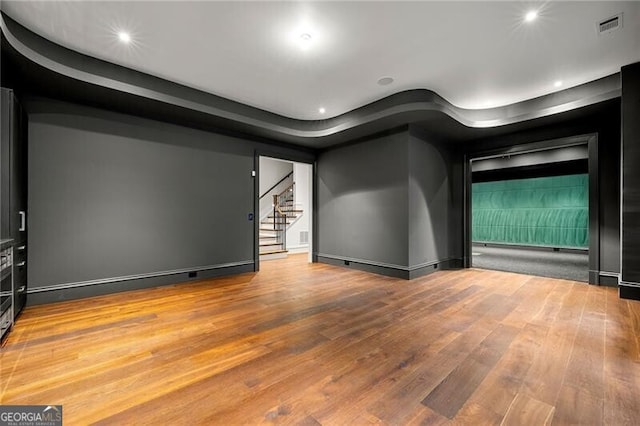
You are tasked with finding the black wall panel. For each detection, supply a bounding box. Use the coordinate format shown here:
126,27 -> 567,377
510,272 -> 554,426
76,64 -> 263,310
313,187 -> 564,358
621,62 -> 640,294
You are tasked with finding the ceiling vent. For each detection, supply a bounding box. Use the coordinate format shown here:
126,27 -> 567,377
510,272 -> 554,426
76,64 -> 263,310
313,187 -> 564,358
598,13 -> 622,35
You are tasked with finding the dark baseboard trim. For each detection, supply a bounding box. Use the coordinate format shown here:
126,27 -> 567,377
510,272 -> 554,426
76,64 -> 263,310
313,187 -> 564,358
619,282 -> 640,301
317,255 -> 409,279
27,262 -> 255,305
596,271 -> 619,287
409,258 -> 464,279
316,254 -> 462,280
589,270 -> 619,286
473,242 -> 588,254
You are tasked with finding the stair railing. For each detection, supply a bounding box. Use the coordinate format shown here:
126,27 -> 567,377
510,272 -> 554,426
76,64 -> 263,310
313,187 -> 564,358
260,171 -> 293,200
271,183 -> 295,250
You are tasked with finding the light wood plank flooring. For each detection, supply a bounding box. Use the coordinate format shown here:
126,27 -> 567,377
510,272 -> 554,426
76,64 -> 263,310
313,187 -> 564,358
1,254 -> 639,425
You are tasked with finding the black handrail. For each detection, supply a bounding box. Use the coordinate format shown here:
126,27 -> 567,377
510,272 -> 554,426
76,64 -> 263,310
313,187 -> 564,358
271,182 -> 294,250
260,171 -> 293,199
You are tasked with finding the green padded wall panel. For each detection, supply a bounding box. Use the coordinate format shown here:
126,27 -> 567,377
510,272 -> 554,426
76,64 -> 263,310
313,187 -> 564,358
472,174 -> 588,248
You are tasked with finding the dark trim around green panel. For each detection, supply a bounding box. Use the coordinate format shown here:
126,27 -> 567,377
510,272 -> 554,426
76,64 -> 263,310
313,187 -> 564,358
465,134 -> 600,284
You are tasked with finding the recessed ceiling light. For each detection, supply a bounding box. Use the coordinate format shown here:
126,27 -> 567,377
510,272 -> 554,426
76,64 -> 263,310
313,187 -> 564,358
377,77 -> 394,86
554,80 -> 563,88
318,107 -> 326,114
524,10 -> 538,22
118,31 -> 131,43
294,31 -> 315,51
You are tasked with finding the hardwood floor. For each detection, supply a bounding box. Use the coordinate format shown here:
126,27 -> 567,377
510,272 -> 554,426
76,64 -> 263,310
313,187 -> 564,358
1,254 -> 640,425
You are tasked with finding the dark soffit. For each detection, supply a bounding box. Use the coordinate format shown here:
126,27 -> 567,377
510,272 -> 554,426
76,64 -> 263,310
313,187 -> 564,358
0,12 -> 622,149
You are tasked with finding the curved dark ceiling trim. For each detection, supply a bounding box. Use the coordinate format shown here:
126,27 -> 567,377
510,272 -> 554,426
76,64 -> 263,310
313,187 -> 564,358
0,12 -> 621,146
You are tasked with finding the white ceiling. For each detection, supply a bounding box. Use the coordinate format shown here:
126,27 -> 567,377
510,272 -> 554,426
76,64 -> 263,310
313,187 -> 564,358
2,1 -> 639,120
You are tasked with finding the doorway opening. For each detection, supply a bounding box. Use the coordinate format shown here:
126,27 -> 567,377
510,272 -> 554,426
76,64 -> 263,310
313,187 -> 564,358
465,135 -> 599,283
256,156 -> 313,265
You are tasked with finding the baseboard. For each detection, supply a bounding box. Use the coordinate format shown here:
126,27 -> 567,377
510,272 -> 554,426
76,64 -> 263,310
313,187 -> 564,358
595,271 -> 619,287
473,242 -> 587,253
619,282 -> 640,301
287,245 -> 309,254
317,255 -> 409,279
316,254 -> 462,280
260,252 -> 288,261
409,258 -> 464,279
26,261 -> 255,305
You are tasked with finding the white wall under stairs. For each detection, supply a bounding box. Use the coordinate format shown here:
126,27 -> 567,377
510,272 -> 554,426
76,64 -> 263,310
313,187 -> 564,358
286,162 -> 311,252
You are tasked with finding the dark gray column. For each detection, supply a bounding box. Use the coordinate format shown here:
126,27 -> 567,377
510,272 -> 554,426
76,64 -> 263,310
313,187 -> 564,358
316,126 -> 463,279
316,129 -> 410,277
620,62 -> 640,300
408,127 -> 464,278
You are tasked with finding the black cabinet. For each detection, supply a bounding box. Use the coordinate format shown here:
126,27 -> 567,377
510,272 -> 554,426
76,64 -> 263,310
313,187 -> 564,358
1,240 -> 13,342
1,88 -> 27,319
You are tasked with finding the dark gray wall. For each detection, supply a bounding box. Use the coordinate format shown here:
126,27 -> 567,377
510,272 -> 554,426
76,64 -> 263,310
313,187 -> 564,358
621,62 -> 640,299
26,98 -> 313,303
408,128 -> 463,270
317,129 -> 409,270
317,127 -> 463,278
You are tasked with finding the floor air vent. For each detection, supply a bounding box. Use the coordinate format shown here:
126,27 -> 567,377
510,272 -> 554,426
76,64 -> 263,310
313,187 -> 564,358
598,14 -> 622,35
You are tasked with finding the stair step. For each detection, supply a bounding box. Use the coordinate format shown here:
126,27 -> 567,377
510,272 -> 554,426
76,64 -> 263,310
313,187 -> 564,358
260,249 -> 288,256
259,242 -> 283,247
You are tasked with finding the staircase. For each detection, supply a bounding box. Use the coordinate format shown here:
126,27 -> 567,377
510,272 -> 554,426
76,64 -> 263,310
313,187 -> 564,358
259,183 -> 303,258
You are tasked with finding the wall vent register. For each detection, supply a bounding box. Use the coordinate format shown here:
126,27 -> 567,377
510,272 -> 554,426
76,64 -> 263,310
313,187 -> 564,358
300,231 -> 309,244
598,14 -> 622,35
